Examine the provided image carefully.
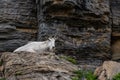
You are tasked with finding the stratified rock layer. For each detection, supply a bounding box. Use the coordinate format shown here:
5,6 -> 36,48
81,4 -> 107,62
0,24 -> 36,52
0,0 -> 37,28
110,0 -> 120,60
0,0 -> 37,52
1,0 -> 120,60
110,0 -> 120,32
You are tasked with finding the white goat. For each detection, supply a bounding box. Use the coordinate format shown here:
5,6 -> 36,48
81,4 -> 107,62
13,38 -> 56,53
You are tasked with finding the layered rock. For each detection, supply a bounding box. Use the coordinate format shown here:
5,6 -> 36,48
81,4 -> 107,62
110,0 -> 120,33
0,52 -> 78,80
0,0 -> 37,52
37,0 -> 111,59
110,0 -> 120,60
0,0 -> 37,28
0,24 -> 36,52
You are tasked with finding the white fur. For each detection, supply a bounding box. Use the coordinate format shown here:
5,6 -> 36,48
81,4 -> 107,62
13,38 -> 55,53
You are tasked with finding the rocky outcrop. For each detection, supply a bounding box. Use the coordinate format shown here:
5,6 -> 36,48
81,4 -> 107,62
37,0 -> 111,59
94,61 -> 120,80
0,52 -> 78,80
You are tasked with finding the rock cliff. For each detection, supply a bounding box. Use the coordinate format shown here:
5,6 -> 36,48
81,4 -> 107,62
0,0 -> 37,52
110,0 -> 120,60
37,0 -> 111,60
0,0 -> 120,80
0,0 -> 120,61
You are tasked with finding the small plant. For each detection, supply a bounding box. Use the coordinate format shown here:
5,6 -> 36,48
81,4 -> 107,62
60,56 -> 77,64
72,70 -> 83,80
72,70 -> 97,80
85,71 -> 97,80
113,73 -> 120,80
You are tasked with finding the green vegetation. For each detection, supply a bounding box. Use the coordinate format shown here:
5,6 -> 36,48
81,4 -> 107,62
85,71 -> 97,80
72,70 -> 97,80
113,73 -> 120,80
0,78 -> 6,80
60,56 -> 77,64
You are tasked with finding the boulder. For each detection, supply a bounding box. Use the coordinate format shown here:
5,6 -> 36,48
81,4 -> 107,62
94,61 -> 120,80
0,52 -> 78,80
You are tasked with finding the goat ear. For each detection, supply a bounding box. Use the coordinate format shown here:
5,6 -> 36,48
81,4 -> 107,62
48,38 -> 51,41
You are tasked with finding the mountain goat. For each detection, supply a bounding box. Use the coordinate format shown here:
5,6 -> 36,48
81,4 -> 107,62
13,38 -> 56,53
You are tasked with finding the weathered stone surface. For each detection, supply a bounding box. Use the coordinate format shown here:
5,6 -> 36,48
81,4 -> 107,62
0,0 -> 37,28
0,52 -> 78,80
37,0 -> 111,59
0,0 -> 38,52
110,0 -> 120,60
112,40 -> 120,60
94,61 -> 120,80
0,24 -> 35,52
110,0 -> 120,32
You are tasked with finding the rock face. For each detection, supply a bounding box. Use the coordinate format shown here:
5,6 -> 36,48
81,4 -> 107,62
0,24 -> 36,52
0,0 -> 37,28
0,52 -> 78,80
0,0 -> 120,60
37,0 -> 111,59
110,0 -> 120,60
94,61 -> 120,80
110,0 -> 120,33
112,40 -> 120,60
0,0 -> 37,52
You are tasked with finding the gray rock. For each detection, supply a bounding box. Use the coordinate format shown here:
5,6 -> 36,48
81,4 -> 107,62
0,0 -> 37,28
110,0 -> 120,32
0,0 -> 37,52
37,0 -> 111,59
0,24 -> 35,52
110,0 -> 120,60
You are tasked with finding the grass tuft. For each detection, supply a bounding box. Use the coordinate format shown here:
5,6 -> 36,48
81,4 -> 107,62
113,73 -> 120,80
72,70 -> 97,80
60,56 -> 77,64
